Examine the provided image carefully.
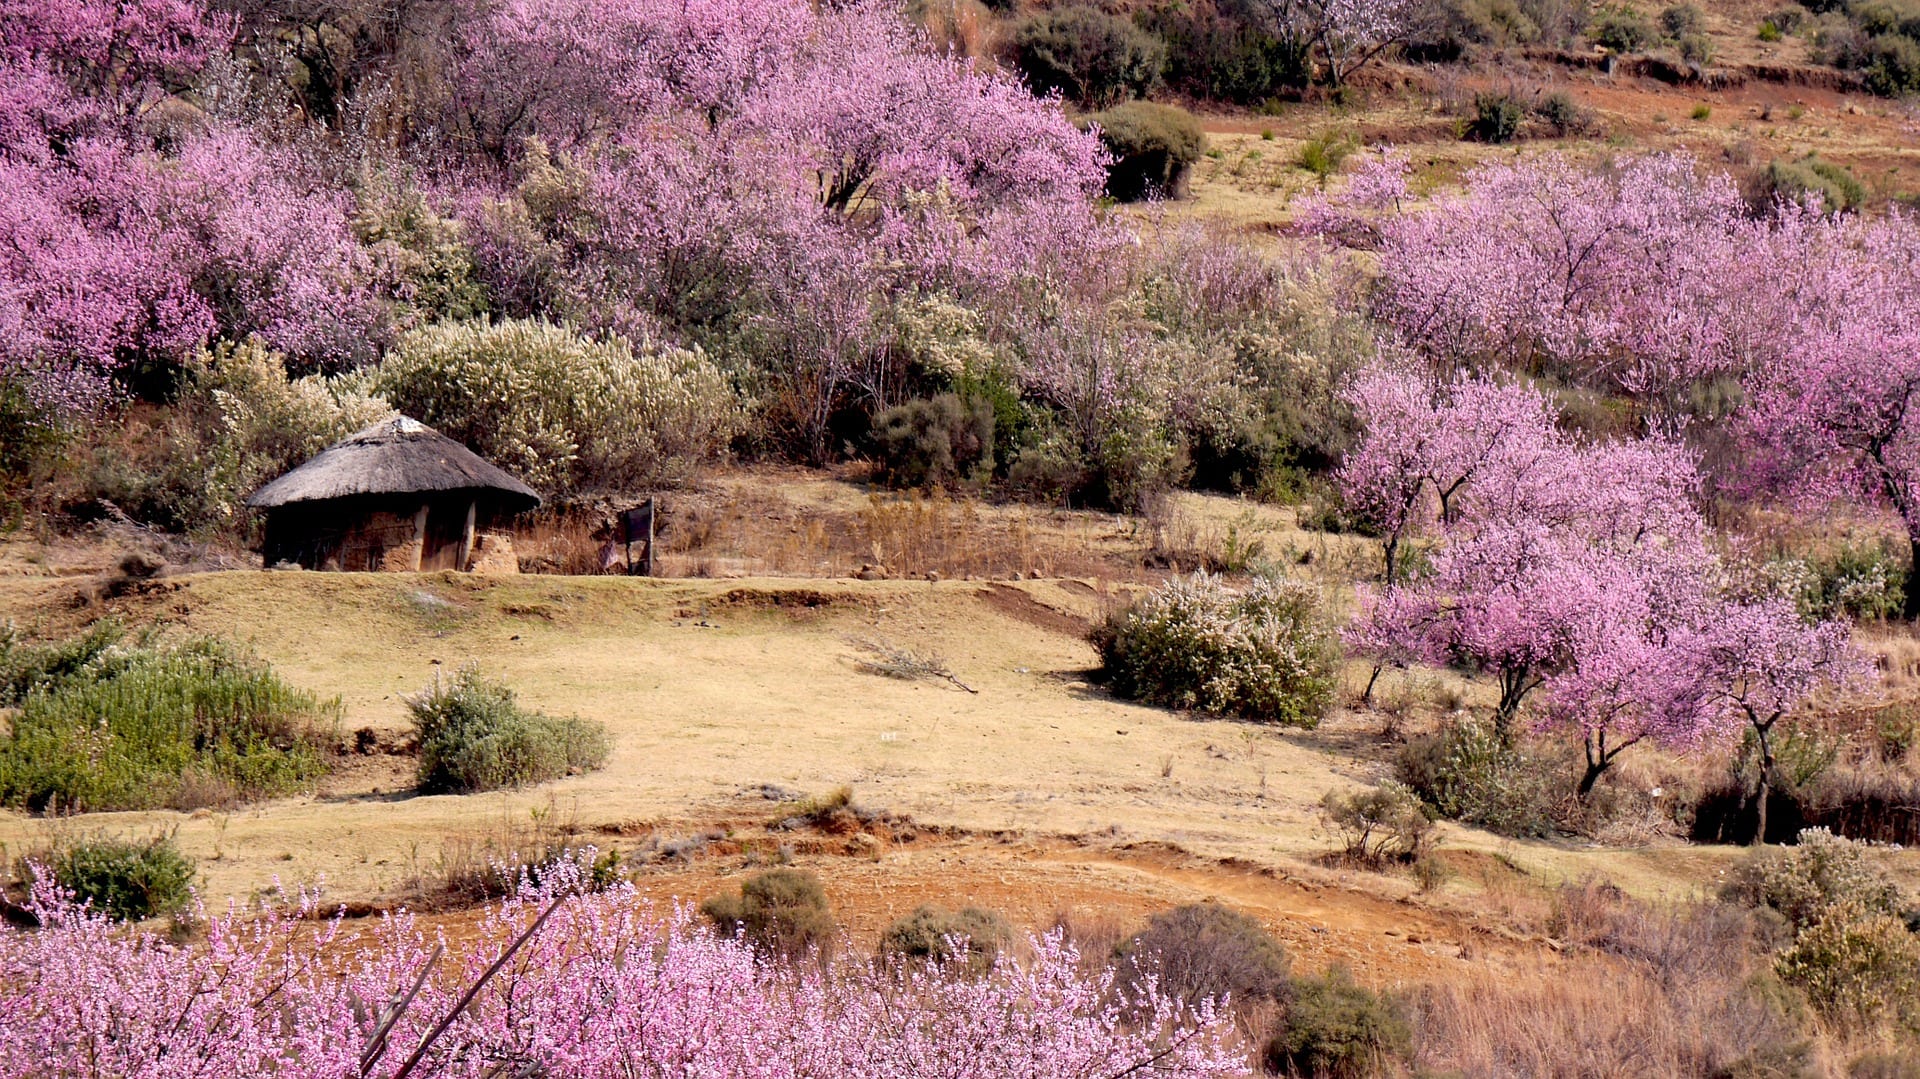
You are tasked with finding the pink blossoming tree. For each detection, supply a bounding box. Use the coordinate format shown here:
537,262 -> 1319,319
0,868 -> 1252,1079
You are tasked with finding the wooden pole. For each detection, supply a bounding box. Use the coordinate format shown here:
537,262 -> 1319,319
458,500 -> 477,571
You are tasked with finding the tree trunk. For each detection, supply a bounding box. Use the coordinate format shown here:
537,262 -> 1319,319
1752,722 -> 1776,846
1493,670 -> 1528,745
1362,664 -> 1383,705
1382,534 -> 1399,586
1577,756 -> 1606,797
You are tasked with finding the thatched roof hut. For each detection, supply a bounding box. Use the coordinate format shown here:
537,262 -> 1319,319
246,416 -> 540,572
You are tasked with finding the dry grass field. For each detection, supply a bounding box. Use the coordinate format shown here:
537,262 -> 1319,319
8,472 -> 1915,1000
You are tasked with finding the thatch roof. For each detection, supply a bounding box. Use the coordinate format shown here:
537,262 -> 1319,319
245,416 -> 541,511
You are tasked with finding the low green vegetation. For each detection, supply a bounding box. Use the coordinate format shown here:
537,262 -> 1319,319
1395,717 -> 1557,838
1086,101 -> 1206,202
1264,966 -> 1413,1079
32,835 -> 197,922
0,625 -> 335,812
701,868 -> 836,959
879,905 -> 1013,973
1116,902 -> 1292,1006
407,665 -> 610,794
1093,571 -> 1339,727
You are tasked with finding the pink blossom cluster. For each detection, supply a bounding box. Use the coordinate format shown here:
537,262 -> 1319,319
1341,363 -> 1865,787
1305,153 -> 1761,401
1312,149 -> 1920,620
0,0 -> 380,418
1,0 -> 1114,437
0,868 -> 1250,1079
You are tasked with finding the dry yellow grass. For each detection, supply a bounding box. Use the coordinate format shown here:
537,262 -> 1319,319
0,561 -> 1856,911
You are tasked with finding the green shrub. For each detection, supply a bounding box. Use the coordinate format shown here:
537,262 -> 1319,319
0,376 -> 66,501
1759,544 -> 1907,622
1006,6 -> 1166,108
1467,91 -> 1527,142
1661,2 -> 1705,35
1321,782 -> 1435,866
373,318 -> 740,500
700,868 -> 836,959
407,665 -> 609,794
1767,5 -> 1806,31
1759,19 -> 1785,38
1722,828 -> 1904,931
353,184 -> 491,329
1534,90 -> 1595,135
878,905 -> 1012,973
70,338 -> 392,533
869,394 -> 994,489
1679,30 -> 1716,61
1853,0 -> 1911,35
1761,156 -> 1869,212
1775,902 -> 1920,1024
38,835 -> 196,922
1087,101 -> 1206,202
1146,0 -> 1310,104
1295,131 -> 1355,185
1395,717 -> 1555,837
1092,571 -> 1340,727
1866,32 -> 1920,94
1262,966 -> 1412,1079
0,619 -> 127,705
1117,902 -> 1292,1006
0,632 -> 335,812
1592,4 -> 1658,49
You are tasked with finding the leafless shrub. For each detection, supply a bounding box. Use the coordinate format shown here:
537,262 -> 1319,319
847,638 -> 976,693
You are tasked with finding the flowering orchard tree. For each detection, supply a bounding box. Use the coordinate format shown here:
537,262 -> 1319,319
452,0 -> 1111,459
1253,0 -> 1416,87
0,0 -> 384,418
1692,600 -> 1866,843
1740,211 -> 1920,618
1341,363 -> 1870,796
1306,152 -> 1765,406
0,869 -> 1251,1079
1337,362 -> 1559,583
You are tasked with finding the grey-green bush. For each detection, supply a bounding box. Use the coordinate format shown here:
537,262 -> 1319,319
407,665 -> 609,794
1087,101 -> 1206,202
1467,91 -> 1527,142
39,836 -> 196,922
701,868 -> 836,959
1394,717 -> 1556,837
373,318 -> 739,500
1092,571 -> 1339,727
1321,781 -> 1435,866
1262,966 -> 1412,1079
1660,2 -> 1704,36
1006,6 -> 1165,108
1759,156 -> 1869,213
869,394 -> 994,489
1116,902 -> 1292,1007
0,630 -> 336,812
1721,828 -> 1904,931
879,904 -> 1012,973
1866,32 -> 1920,94
1145,0 -> 1310,104
1592,4 -> 1658,49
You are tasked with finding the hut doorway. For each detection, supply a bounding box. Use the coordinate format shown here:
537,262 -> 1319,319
421,499 -> 477,571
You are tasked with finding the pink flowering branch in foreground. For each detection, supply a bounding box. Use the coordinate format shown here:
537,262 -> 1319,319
0,865 -> 1251,1079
